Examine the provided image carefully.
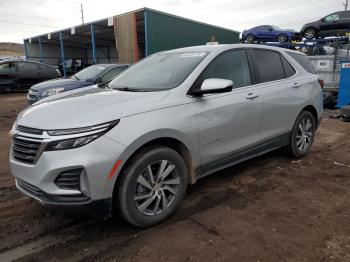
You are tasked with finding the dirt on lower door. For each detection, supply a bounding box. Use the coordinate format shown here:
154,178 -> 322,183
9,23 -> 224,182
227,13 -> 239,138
1,93 -> 350,262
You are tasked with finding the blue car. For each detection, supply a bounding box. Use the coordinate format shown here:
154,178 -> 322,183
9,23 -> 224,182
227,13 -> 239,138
242,25 -> 302,43
27,64 -> 129,105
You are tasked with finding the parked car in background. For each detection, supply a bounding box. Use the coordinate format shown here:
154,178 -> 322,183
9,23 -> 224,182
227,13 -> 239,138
0,60 -> 61,92
11,44 -> 323,227
27,64 -> 129,104
242,25 -> 302,43
301,11 -> 350,39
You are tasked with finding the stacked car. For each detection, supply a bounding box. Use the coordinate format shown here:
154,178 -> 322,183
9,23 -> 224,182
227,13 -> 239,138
242,10 -> 350,44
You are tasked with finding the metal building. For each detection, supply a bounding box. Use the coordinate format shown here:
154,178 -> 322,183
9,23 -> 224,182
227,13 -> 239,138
24,8 -> 240,76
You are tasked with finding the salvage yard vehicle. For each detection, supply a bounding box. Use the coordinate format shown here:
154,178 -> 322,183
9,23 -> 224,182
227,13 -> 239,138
10,44 -> 323,227
27,64 -> 129,104
0,60 -> 61,92
242,25 -> 302,43
301,10 -> 350,39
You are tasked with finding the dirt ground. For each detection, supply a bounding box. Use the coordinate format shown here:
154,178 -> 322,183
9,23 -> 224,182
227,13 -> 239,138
1,93 -> 350,262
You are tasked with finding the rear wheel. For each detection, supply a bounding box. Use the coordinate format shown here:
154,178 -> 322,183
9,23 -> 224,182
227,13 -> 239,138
287,111 -> 316,158
304,27 -> 316,39
118,146 -> 188,227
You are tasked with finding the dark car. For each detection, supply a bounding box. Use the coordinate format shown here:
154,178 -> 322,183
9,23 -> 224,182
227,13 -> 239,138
301,11 -> 350,39
242,25 -> 301,43
0,60 -> 61,92
27,64 -> 129,104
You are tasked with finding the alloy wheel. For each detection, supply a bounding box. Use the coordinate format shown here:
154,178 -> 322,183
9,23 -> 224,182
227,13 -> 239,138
296,118 -> 313,152
134,160 -> 180,216
278,34 -> 287,43
304,29 -> 315,39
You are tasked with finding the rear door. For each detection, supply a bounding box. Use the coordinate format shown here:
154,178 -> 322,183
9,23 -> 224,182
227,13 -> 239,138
193,49 -> 262,175
248,49 -> 308,143
16,61 -> 41,89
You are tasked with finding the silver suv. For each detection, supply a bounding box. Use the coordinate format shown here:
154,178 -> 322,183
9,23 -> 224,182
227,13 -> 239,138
10,44 -> 323,227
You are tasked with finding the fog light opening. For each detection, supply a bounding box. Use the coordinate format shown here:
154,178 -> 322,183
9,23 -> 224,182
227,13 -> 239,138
80,171 -> 90,196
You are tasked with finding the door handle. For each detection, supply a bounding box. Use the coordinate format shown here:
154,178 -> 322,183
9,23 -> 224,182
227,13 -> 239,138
246,93 -> 259,100
292,82 -> 301,88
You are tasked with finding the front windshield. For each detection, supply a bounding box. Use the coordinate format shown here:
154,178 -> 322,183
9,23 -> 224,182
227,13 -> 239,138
73,65 -> 107,80
109,51 -> 208,91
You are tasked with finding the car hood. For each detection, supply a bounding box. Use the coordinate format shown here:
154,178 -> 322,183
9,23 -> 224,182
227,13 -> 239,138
17,87 -> 170,130
30,78 -> 90,92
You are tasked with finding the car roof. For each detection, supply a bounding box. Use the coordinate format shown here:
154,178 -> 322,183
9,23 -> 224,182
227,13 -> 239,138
163,44 -> 305,56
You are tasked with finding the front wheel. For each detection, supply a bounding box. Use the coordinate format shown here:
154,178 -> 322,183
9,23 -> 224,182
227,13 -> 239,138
303,27 -> 316,39
287,111 -> 316,158
118,146 -> 188,227
246,34 -> 255,44
277,33 -> 288,43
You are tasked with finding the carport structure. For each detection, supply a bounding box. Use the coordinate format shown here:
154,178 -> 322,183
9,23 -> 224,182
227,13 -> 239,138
24,8 -> 240,77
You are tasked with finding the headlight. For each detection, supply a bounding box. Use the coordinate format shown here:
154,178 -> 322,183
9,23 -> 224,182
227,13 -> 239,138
41,87 -> 65,98
46,133 -> 102,151
45,120 -> 119,151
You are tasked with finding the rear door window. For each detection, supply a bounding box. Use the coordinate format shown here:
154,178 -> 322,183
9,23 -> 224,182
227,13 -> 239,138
281,56 -> 296,78
286,52 -> 316,74
200,49 -> 251,88
251,49 -> 285,83
17,62 -> 39,72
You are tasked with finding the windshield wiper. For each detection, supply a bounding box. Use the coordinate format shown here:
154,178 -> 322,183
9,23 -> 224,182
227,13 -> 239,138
113,87 -> 145,92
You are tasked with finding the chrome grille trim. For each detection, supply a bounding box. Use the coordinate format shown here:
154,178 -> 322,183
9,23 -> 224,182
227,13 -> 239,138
12,136 -> 43,164
17,125 -> 43,135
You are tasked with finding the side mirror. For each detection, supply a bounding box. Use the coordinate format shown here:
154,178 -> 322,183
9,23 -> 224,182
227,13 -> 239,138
320,18 -> 325,22
191,78 -> 233,96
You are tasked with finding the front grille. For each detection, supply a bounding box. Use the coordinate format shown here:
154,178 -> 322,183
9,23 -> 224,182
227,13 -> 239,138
12,136 -> 42,164
16,178 -> 90,203
54,169 -> 83,190
17,125 -> 43,135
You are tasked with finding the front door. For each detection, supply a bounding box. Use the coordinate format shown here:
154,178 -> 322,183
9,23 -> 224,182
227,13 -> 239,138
193,49 -> 261,175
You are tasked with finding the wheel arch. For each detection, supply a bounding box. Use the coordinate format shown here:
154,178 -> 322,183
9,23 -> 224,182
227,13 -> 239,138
111,133 -> 198,211
301,105 -> 319,126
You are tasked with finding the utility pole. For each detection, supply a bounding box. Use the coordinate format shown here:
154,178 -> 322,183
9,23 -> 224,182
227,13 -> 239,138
344,0 -> 349,11
80,3 -> 85,24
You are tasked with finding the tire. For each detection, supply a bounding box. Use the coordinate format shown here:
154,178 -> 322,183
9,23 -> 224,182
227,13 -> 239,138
277,33 -> 288,43
118,146 -> 188,227
246,34 -> 255,44
287,111 -> 316,158
303,27 -> 317,39
323,91 -> 334,108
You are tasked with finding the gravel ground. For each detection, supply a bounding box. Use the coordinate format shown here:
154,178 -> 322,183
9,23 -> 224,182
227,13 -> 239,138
1,93 -> 350,262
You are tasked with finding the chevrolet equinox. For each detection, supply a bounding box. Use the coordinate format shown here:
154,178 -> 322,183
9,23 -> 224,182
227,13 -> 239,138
10,44 -> 323,227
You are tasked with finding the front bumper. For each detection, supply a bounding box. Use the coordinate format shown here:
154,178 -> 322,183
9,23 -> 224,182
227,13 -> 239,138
16,178 -> 113,218
10,132 -> 126,217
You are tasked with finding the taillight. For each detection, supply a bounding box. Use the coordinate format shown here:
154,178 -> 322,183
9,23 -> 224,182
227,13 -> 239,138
318,79 -> 324,89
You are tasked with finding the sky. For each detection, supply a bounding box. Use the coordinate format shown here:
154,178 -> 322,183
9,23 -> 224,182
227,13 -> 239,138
0,0 -> 345,43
